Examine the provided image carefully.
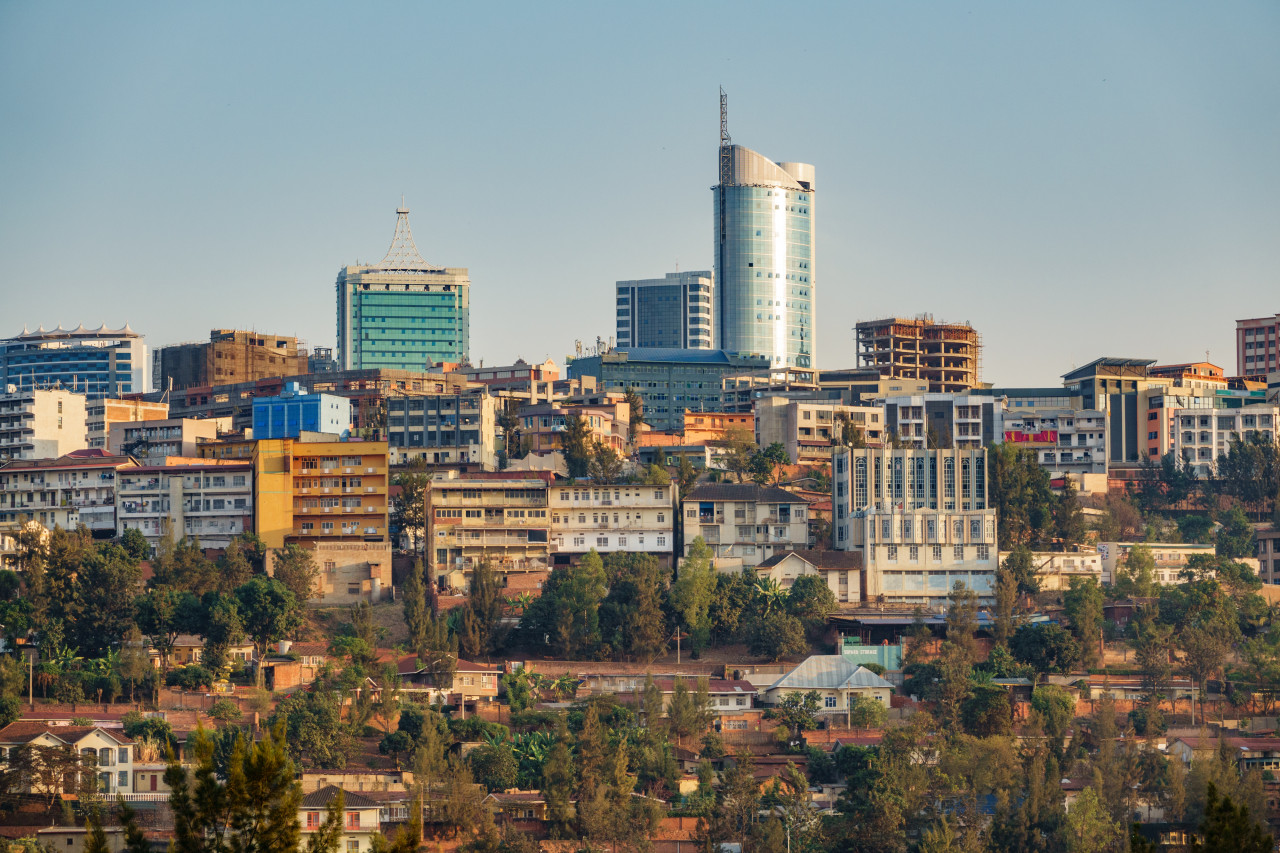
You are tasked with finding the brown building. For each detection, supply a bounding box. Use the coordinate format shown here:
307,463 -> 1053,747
157,330 -> 309,392
855,316 -> 981,393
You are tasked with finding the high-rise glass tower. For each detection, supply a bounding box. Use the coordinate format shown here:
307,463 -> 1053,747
615,270 -> 715,349
714,97 -> 815,368
336,205 -> 470,371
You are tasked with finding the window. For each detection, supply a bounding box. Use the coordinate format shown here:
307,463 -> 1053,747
977,545 -> 990,561
909,546 -> 919,562
954,545 -> 964,560
932,545 -> 942,561
824,696 -> 837,708
346,811 -> 360,829
347,843 -> 360,853
886,545 -> 898,561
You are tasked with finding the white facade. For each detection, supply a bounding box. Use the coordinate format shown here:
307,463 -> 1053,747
682,484 -> 809,568
0,388 -> 88,461
1097,541 -> 1219,586
116,463 -> 253,549
832,447 -> 997,606
0,725 -> 137,796
1173,404 -> 1279,476
107,417 -> 225,463
1001,408 -> 1108,475
549,482 -> 674,564
1001,550 -> 1103,592
0,450 -> 135,532
880,394 -> 1002,450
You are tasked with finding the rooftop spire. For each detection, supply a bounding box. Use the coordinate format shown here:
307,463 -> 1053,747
375,202 -> 437,270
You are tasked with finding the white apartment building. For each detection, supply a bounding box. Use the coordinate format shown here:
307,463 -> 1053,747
116,461 -> 253,549
0,723 -> 138,796
681,484 -> 809,568
1173,404 -> 1279,476
1097,541 -> 1221,586
753,397 -> 884,465
0,387 -> 88,461
1001,408 -> 1108,475
108,417 -> 226,463
549,481 -> 674,567
0,449 -> 137,533
880,394 -> 1003,450
1001,550 -> 1103,592
832,447 -> 998,607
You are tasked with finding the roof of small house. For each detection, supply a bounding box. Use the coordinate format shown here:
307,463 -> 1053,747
766,656 -> 893,693
301,785 -> 382,809
0,722 -> 134,746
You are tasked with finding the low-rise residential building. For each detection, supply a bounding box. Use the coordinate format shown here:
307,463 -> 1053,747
761,656 -> 894,713
1257,526 -> 1280,585
682,484 -> 809,568
427,471 -> 552,593
252,382 -> 352,440
0,387 -> 88,461
395,656 -> 500,706
681,410 -> 754,444
385,388 -> 497,469
1001,409 -> 1108,475
1098,542 -> 1217,586
86,397 -> 170,449
107,416 -> 226,463
116,460 -> 253,550
1173,404 -> 1279,476
1003,550 -> 1104,592
0,722 -> 136,795
300,786 -> 382,852
754,549 -> 865,605
754,398 -> 885,465
832,447 -> 998,607
520,396 -> 632,456
0,449 -> 138,532
549,481 -> 674,567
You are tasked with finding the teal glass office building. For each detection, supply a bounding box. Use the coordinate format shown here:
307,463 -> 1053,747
336,206 -> 470,371
714,145 -> 815,368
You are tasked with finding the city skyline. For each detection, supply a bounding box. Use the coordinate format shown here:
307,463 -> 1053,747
1,3 -> 1277,386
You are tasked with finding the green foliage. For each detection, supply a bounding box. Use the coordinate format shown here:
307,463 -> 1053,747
764,690 -> 821,743
786,573 -> 838,625
989,443 -> 1057,550
707,570 -> 755,645
847,694 -> 888,729
457,559 -> 509,659
269,689 -> 355,770
468,742 -> 519,792
599,552 -> 668,661
208,698 -> 242,725
744,609 -> 807,661
587,440 -> 625,484
1063,576 -> 1104,668
520,551 -> 607,658
561,413 -> 594,479
1178,514 -> 1216,544
1010,623 -> 1081,674
1216,506 -> 1256,559
1191,781 -> 1273,852
235,576 -> 303,686
669,538 -> 716,651
166,664 -> 214,691
271,543 -> 320,604
1112,543 -> 1156,598
961,683 -> 1011,737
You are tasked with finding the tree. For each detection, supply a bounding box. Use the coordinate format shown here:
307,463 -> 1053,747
708,570 -> 755,645
1191,781 -> 1273,852
1062,787 -> 1122,852
945,584 -> 980,666
391,468 -> 428,549
588,440 -> 626,484
675,456 -> 700,501
303,789 -> 346,853
1131,611 -> 1174,714
1010,623 -> 1081,675
469,742 -> 519,792
988,443 -> 1056,549
403,558 -> 429,653
599,553 -> 667,661
640,463 -> 671,485
84,808 -> 111,853
1178,514 -> 1216,544
118,527 -> 150,561
753,442 -> 790,486
721,428 -> 758,483
270,690 -> 355,770
1031,685 -> 1076,755
787,574 -> 838,626
961,683 -> 1012,737
622,386 -> 645,442
669,537 -> 717,652
847,694 -> 888,729
271,543 -> 320,604
1215,432 -> 1280,516
765,690 -> 822,744
520,552 -> 607,658
1112,544 -> 1156,599
135,587 -> 200,686
67,541 -> 143,656
744,610 -> 807,661
457,559 -> 509,659
1180,617 -> 1236,726
1215,507 -> 1255,559
1063,577 -> 1104,668
235,576 -> 303,687
1053,480 -> 1088,548
561,413 -> 593,479
835,413 -> 868,448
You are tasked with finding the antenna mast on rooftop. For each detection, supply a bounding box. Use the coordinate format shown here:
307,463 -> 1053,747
719,87 -> 732,187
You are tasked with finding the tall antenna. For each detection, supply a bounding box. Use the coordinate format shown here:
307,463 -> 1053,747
375,202 -> 437,271
719,87 -> 732,187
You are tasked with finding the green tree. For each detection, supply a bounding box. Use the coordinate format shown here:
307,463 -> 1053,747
764,690 -> 822,745
599,552 -> 667,661
1053,480 -> 1088,548
391,468 -> 428,549
721,428 -> 758,483
640,463 -> 671,485
457,559 -> 509,659
988,443 -> 1056,549
1191,781 -> 1273,852
1010,623 -> 1081,675
270,689 -> 356,770
847,694 -> 888,729
271,543 -> 320,604
561,413 -> 593,479
588,440 -> 625,484
708,569 -> 755,645
961,683 -> 1012,737
1178,514 -> 1216,545
469,742 -> 519,792
134,587 -> 200,686
675,456 -> 700,501
1062,787 -> 1122,852
787,573 -> 838,626
744,609 -> 807,661
117,527 -> 150,562
1112,544 -> 1156,598
669,537 -> 717,652
622,386 -> 645,442
66,540 -> 143,656
303,788 -> 346,853
235,576 -> 303,687
1063,577 -> 1104,668
520,551 -> 607,658
1215,507 -> 1256,559
541,721 -> 575,839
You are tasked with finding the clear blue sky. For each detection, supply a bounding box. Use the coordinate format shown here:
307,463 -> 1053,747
2,2 -> 1277,385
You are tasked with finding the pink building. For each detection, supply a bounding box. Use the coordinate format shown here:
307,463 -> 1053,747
1237,313 -> 1280,377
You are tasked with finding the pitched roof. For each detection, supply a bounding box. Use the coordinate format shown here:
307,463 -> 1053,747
685,484 -> 807,504
756,549 -> 863,571
300,785 -> 382,809
395,655 -> 499,676
766,656 -> 893,692
0,722 -> 133,746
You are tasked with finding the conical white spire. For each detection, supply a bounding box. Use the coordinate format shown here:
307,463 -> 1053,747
375,199 -> 437,270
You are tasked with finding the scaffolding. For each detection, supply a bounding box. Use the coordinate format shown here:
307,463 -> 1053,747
854,316 -> 981,393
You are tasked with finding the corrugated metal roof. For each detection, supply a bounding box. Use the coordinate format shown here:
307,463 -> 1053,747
766,656 -> 893,692
686,484 -> 807,504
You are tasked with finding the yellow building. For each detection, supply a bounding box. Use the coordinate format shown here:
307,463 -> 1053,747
201,433 -> 392,603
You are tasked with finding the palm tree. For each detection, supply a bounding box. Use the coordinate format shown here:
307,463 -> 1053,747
551,674 -> 578,701
755,577 -> 788,615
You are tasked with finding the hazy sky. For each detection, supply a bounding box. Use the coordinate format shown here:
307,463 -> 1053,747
2,2 -> 1277,386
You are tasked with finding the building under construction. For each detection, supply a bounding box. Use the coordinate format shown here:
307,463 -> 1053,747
156,330 -> 309,392
854,316 -> 982,394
